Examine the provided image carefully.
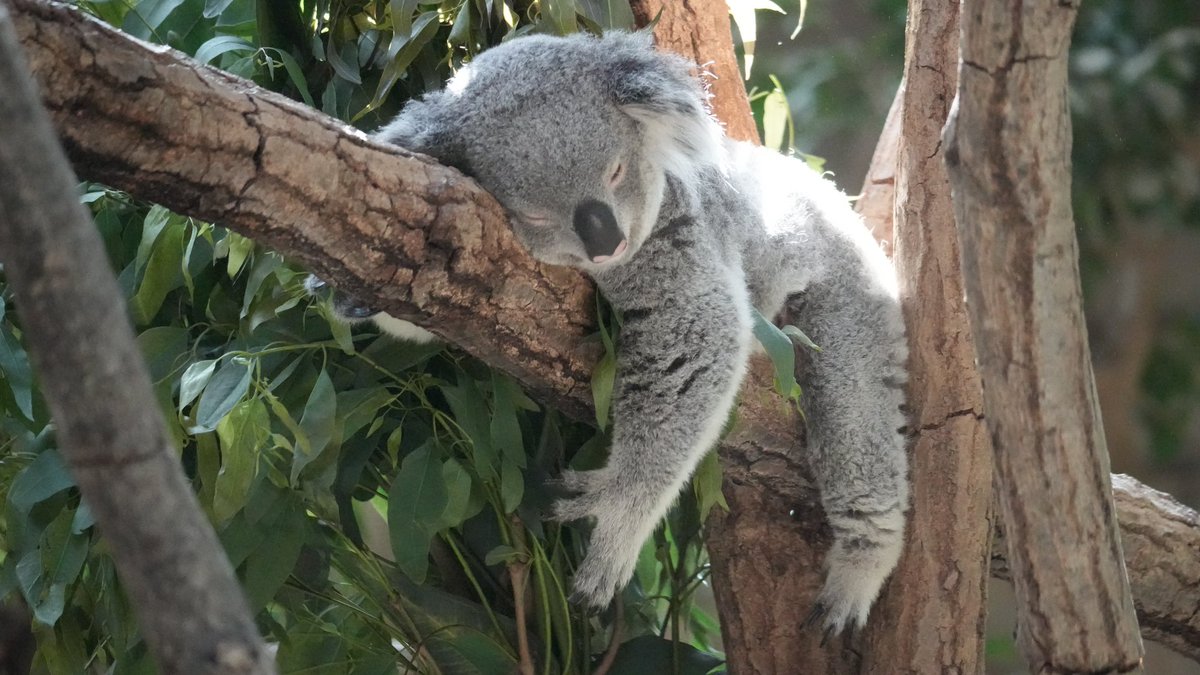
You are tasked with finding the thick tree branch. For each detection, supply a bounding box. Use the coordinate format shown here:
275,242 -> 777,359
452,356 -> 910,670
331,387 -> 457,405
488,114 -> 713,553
945,0 -> 1144,672
0,5 -> 272,674
9,0 -> 1200,665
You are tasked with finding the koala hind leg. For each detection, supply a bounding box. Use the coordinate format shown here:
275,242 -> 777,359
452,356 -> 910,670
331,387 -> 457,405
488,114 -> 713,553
784,263 -> 909,635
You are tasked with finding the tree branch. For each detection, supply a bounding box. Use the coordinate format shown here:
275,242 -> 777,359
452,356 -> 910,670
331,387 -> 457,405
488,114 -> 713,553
0,4 -> 272,673
945,0 -> 1144,672
10,0 -> 1199,665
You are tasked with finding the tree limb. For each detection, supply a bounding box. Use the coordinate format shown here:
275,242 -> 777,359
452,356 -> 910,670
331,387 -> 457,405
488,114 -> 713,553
0,4 -> 273,674
945,0 -> 1144,672
9,0 -> 1200,665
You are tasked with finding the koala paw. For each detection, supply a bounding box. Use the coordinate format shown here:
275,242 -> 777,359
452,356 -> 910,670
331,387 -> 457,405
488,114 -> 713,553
547,469 -> 645,610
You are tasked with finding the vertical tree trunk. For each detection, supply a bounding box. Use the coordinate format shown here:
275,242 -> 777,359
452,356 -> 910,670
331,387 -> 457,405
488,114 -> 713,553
855,1 -> 996,671
0,6 -> 273,674
944,0 -> 1145,672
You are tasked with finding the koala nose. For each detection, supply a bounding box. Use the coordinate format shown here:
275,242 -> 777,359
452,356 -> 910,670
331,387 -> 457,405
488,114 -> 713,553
573,200 -> 627,264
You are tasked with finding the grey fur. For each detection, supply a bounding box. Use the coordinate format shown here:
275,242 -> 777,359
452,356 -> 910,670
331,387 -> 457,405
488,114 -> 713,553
318,31 -> 909,634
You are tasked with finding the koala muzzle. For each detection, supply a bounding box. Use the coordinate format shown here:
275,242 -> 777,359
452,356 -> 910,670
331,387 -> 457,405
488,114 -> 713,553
573,200 -> 627,264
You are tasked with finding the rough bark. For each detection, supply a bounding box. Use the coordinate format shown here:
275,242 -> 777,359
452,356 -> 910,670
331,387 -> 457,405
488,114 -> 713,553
944,0 -> 1145,672
990,476 -> 1200,664
847,0 -> 999,672
856,85 -> 902,254
629,0 -> 758,144
10,0 -> 1200,669
0,5 -> 273,674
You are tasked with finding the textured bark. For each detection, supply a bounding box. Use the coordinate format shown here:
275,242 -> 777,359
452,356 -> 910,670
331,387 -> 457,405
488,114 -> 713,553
989,476 -> 1200,664
1108,476 -> 1200,663
856,85 -> 902,255
851,1 -> 997,672
11,0 -> 1200,670
944,0 -> 1145,672
0,5 -> 273,675
629,0 -> 758,144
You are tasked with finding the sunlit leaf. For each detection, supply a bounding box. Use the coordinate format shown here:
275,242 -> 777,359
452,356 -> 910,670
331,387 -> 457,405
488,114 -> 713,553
214,398 -> 268,523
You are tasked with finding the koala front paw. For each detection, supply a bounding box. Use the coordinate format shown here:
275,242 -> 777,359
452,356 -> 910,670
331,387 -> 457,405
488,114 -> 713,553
547,469 -> 645,610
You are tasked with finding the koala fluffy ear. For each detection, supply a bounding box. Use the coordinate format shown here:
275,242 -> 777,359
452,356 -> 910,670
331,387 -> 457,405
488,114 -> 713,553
373,89 -> 467,170
605,33 -> 723,177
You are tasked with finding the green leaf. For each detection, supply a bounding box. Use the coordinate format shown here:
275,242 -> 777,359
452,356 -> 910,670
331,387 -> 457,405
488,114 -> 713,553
439,458 -> 474,529
591,351 -> 616,429
387,441 -> 448,583
214,398 -> 268,523
490,373 -> 525,468
18,509 -> 88,626
224,232 -> 254,279
576,0 -> 636,30
7,450 -> 73,513
751,307 -> 801,403
483,544 -> 518,566
130,217 -> 186,325
263,48 -> 315,107
203,0 -> 236,19
0,324 -> 35,421
692,449 -> 728,521
121,0 -> 189,42
781,324 -> 821,352
292,368 -> 337,483
762,86 -> 791,152
326,39 -> 363,85
541,0 -> 578,35
243,508 -> 306,612
178,359 -> 217,411
136,325 -> 190,385
441,377 -> 497,478
193,357 -> 253,433
499,460 -> 523,514
194,35 -> 254,64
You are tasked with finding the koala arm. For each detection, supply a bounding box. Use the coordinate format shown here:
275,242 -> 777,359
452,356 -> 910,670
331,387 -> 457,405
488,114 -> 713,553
787,217 -> 910,635
553,256 -> 754,607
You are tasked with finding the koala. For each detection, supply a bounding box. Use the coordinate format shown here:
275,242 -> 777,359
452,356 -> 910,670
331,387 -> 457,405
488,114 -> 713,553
314,31 -> 909,635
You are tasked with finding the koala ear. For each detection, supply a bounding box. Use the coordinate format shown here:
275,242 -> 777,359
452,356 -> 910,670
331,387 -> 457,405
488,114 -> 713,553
373,89 -> 467,170
605,34 -> 723,178
608,45 -> 707,120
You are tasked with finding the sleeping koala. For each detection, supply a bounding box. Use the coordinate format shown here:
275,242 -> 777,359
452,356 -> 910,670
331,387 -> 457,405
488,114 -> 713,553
313,30 -> 909,635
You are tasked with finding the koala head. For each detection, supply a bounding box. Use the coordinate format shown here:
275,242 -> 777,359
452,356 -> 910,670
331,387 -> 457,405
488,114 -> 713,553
375,31 -> 722,273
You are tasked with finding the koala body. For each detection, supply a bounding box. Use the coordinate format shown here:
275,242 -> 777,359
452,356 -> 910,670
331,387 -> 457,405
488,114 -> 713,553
325,31 -> 909,634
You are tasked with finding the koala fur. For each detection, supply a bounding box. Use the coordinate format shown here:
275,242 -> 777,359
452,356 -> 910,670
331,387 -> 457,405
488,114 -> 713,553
316,31 -> 909,635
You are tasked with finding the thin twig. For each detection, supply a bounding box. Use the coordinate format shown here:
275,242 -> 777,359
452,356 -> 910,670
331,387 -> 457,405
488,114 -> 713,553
510,516 -> 535,675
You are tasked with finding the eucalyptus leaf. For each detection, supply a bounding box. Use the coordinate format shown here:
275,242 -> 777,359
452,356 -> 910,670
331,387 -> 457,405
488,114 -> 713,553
214,398 -> 268,523
292,368 -> 337,483
7,449 -> 73,513
193,357 -> 253,432
387,441 -> 448,583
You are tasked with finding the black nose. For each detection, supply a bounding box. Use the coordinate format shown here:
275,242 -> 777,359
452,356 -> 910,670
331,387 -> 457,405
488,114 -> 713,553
573,200 -> 626,262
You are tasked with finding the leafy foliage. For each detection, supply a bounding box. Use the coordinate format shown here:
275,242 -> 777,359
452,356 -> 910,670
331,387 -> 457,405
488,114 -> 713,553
0,1 -> 730,673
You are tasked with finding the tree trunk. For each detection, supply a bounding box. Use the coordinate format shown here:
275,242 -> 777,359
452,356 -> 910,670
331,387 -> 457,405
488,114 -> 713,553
944,0 -> 1145,672
0,5 -> 273,674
